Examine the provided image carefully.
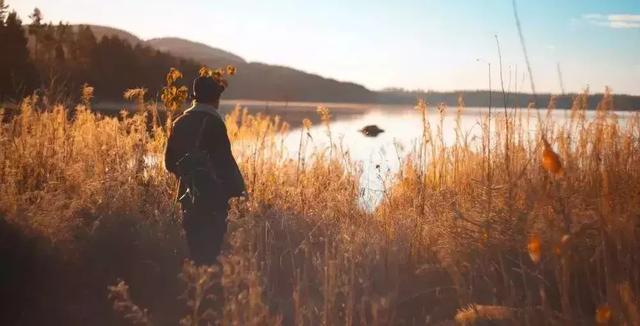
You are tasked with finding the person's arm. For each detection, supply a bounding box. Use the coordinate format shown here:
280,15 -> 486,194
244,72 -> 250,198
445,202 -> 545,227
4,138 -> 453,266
207,116 -> 246,197
164,124 -> 181,175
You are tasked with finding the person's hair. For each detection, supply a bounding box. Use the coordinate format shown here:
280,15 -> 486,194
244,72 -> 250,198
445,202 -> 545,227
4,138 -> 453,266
192,76 -> 225,103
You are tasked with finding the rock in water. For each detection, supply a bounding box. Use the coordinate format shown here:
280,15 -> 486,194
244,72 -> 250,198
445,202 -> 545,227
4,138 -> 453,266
359,125 -> 385,137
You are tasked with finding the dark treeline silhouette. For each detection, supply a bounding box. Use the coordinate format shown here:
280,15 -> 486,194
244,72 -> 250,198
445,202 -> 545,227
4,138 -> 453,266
0,5 -> 200,104
0,1 -> 38,102
1,3 -> 639,110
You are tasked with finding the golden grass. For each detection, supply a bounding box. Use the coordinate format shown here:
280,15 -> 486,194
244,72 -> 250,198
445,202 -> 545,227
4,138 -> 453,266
1,82 -> 639,325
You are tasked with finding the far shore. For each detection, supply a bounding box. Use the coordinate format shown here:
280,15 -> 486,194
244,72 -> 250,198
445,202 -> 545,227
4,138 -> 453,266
3,98 -> 636,128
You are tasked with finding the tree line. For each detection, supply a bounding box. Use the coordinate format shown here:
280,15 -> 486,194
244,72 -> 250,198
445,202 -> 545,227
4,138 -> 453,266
0,2 -> 199,104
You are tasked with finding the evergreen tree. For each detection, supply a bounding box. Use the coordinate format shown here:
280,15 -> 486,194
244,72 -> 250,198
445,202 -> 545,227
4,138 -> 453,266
75,25 -> 97,65
28,7 -> 43,61
39,23 -> 56,65
0,10 -> 38,101
54,22 -> 72,65
68,25 -> 97,85
0,0 -> 8,22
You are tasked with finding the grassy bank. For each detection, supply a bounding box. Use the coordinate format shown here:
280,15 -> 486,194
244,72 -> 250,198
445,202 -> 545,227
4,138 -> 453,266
1,86 -> 639,324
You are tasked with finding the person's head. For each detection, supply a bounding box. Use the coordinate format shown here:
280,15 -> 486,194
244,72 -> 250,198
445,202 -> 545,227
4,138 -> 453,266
192,76 -> 225,108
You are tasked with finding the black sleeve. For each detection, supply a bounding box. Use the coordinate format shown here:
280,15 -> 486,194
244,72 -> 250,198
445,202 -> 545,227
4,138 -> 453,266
206,116 -> 245,197
164,122 -> 182,175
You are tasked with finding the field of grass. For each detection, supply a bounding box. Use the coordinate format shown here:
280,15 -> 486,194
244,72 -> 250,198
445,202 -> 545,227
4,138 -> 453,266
1,77 -> 639,325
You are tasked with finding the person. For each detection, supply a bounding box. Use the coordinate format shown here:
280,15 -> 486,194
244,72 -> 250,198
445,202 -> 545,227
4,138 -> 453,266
164,75 -> 246,266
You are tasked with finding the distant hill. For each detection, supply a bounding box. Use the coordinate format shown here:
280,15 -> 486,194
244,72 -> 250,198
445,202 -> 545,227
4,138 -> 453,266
72,25 -> 373,102
144,36 -> 374,102
83,25 -> 143,46
146,37 -> 245,64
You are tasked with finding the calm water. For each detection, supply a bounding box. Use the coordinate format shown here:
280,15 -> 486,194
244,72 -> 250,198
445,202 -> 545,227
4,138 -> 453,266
281,106 -> 637,209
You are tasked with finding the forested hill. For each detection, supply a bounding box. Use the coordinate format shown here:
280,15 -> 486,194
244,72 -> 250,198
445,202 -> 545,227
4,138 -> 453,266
146,37 -> 374,103
2,10 -> 374,104
146,37 -> 246,64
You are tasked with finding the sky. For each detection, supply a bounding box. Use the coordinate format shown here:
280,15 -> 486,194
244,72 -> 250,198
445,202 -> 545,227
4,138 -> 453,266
10,0 -> 640,95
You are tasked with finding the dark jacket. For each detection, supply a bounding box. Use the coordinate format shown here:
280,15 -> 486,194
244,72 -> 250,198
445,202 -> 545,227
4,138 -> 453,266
164,103 -> 246,205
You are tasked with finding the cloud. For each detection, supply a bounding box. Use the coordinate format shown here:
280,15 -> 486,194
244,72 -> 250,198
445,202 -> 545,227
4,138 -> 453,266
583,13 -> 640,29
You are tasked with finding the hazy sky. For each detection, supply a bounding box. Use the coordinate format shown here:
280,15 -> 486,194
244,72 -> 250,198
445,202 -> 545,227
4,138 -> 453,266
11,0 -> 640,95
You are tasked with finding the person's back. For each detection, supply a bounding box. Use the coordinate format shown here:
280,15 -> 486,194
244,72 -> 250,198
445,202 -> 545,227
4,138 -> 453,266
164,76 -> 245,265
166,109 -> 245,205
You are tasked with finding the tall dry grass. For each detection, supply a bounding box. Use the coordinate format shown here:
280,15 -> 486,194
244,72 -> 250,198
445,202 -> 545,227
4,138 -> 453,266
379,92 -> 640,324
1,75 -> 639,325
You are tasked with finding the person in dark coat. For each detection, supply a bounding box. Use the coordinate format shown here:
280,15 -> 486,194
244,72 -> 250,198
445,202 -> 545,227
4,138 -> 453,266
164,76 -> 246,266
